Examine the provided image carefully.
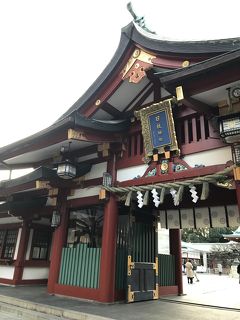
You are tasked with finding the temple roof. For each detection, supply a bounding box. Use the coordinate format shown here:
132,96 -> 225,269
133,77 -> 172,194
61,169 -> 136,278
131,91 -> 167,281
223,226 -> 240,241
57,22 -> 240,123
0,21 -> 240,169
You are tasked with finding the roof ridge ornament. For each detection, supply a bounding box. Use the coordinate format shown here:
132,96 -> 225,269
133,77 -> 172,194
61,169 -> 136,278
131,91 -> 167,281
127,2 -> 156,34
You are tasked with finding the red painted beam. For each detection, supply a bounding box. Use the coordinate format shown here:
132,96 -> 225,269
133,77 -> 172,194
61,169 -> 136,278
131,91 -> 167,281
67,195 -> 100,208
118,164 -> 227,187
83,47 -> 134,118
83,73 -> 124,118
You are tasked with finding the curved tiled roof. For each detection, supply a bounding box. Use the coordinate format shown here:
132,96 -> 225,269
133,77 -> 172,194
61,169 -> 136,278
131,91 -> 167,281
57,22 -> 240,123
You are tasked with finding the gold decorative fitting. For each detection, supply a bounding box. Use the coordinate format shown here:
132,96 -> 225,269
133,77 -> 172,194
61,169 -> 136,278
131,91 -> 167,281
164,151 -> 170,159
127,255 -> 135,276
176,86 -> 184,101
153,154 -> 158,162
98,143 -> 110,157
95,99 -> 101,106
153,284 -> 159,299
99,188 -> 107,200
35,180 -> 50,189
128,285 -> 134,302
48,188 -> 59,197
182,60 -> 190,67
122,48 -> 156,84
216,179 -> 235,189
133,49 -> 140,58
233,167 -> 240,181
153,257 -> 159,276
68,129 -> 85,140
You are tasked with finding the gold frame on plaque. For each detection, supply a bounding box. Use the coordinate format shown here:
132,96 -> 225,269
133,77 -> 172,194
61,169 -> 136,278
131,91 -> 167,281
135,99 -> 178,157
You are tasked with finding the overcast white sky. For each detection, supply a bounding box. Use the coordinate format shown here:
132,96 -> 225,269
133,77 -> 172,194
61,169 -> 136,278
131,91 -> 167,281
0,0 -> 240,149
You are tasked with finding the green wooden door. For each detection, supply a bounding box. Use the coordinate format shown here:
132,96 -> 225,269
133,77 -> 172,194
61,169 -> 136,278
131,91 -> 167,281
127,210 -> 158,303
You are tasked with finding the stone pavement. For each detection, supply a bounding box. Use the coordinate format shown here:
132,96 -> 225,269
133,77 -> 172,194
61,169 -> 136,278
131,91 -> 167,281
0,274 -> 239,319
161,272 -> 240,309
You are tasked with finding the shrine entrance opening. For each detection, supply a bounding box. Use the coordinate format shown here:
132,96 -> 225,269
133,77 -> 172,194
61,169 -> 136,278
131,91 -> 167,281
116,204 -> 159,303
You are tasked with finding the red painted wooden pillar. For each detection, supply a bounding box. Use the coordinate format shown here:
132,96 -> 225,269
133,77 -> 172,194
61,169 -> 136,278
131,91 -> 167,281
48,190 -> 68,294
169,229 -> 183,295
99,194 -> 118,302
13,220 -> 30,284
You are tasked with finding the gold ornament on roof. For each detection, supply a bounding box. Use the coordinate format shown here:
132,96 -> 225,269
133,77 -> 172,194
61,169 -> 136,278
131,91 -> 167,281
122,48 -> 156,84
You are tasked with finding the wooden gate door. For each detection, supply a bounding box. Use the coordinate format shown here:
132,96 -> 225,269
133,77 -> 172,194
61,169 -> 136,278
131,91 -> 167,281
127,212 -> 159,303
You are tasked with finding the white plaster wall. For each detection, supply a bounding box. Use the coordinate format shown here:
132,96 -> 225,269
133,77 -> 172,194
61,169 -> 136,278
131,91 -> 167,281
0,266 -> 14,279
183,146 -> 232,167
77,153 -> 98,162
84,162 -> 107,180
0,217 -> 22,224
158,227 -> 170,254
22,267 -> 49,280
13,228 -> 22,260
25,229 -> 34,260
67,186 -> 101,200
117,164 -> 148,182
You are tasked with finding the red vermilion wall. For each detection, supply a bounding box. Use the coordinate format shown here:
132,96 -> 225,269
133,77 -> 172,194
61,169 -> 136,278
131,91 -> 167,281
169,229 -> 183,296
99,195 -> 118,302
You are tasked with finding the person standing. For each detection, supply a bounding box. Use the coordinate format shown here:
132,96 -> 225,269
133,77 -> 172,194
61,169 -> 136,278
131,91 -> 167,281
217,263 -> 223,275
185,260 -> 194,284
237,263 -> 240,284
192,260 -> 199,282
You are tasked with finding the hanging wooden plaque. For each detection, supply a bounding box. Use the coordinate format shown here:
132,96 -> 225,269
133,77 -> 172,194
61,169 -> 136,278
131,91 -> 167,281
135,99 -> 178,157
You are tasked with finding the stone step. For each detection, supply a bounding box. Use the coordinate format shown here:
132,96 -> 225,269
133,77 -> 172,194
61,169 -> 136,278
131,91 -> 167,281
0,295 -> 111,320
0,301 -> 68,319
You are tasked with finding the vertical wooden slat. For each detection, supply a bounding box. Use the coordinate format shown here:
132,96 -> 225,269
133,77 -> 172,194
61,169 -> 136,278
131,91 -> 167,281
93,247 -> 99,288
80,244 -> 87,286
65,249 -> 70,284
58,244 -> 101,289
151,225 -> 154,262
73,246 -> 79,285
89,248 -> 94,288
84,245 -> 90,288
58,248 -> 65,284
69,247 -> 74,285
131,135 -> 135,157
142,224 -> 145,262
145,224 -> 149,262
133,224 -> 136,261
76,244 -> 82,286
136,133 -> 141,156
158,254 -> 175,286
200,115 -> 206,140
192,117 -> 197,142
138,223 -> 141,262
184,119 -> 189,144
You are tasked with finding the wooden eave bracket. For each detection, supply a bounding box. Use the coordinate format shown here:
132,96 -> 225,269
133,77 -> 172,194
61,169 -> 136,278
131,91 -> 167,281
98,143 -> 110,157
68,128 -> 86,141
35,180 -> 58,197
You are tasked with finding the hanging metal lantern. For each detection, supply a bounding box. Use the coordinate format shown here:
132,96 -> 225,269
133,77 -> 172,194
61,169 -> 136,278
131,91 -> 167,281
51,210 -> 60,227
102,172 -> 112,187
232,143 -> 240,165
57,159 -> 77,179
219,113 -> 240,143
